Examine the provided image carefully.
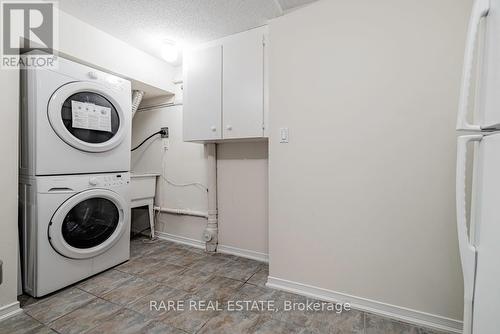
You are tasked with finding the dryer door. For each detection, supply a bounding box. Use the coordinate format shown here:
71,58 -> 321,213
48,189 -> 129,259
48,81 -> 128,153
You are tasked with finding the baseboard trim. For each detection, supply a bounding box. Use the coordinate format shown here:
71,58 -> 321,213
0,302 -> 21,322
266,276 -> 462,333
217,245 -> 269,263
155,231 -> 205,249
155,232 -> 270,263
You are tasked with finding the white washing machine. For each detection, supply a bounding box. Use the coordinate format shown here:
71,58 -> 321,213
19,173 -> 131,297
20,56 -> 132,176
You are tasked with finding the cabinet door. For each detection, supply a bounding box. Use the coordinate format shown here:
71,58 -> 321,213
183,45 -> 222,141
223,29 -> 264,139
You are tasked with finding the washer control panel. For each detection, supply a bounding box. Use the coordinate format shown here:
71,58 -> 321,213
87,173 -> 129,187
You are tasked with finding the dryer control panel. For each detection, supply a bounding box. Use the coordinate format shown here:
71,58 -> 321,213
88,173 -> 129,187
36,172 -> 131,194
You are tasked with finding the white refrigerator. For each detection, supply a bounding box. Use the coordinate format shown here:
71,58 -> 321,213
456,0 -> 500,333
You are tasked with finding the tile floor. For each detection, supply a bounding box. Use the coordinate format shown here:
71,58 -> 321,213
2,236 -> 449,334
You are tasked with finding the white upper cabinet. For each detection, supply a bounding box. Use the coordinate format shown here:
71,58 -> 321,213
183,45 -> 223,141
183,26 -> 268,142
223,29 -> 265,139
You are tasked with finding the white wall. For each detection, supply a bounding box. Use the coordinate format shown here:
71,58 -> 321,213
217,142 -> 269,257
131,104 -> 208,243
268,0 -> 470,324
0,69 -> 20,317
58,9 -> 175,97
132,68 -> 269,255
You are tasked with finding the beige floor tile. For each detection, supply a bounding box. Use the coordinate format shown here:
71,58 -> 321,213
247,266 -> 269,287
139,320 -> 188,334
365,313 -> 449,334
77,269 -> 135,297
115,256 -> 163,276
24,288 -> 96,324
161,305 -> 221,333
196,276 -> 245,302
216,259 -> 261,281
230,283 -> 279,317
14,239 -> 450,334
186,255 -> 234,274
0,312 -> 43,334
49,298 -> 122,334
33,326 -> 57,333
253,318 -> 306,334
101,276 -> 160,306
160,250 -> 207,267
304,307 -> 365,334
197,311 -> 264,334
126,285 -> 188,319
137,262 -> 187,283
84,309 -> 154,334
161,267 -> 214,293
365,313 -> 419,334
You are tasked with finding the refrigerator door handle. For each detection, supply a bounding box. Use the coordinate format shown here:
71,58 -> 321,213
457,0 -> 490,131
456,135 -> 482,334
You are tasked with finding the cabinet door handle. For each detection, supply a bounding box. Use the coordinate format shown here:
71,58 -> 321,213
210,126 -> 217,132
226,125 -> 233,131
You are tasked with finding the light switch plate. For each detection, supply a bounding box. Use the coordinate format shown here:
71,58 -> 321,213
280,127 -> 289,143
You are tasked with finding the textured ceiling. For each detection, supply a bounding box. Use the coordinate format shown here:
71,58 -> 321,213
58,0 -> 318,63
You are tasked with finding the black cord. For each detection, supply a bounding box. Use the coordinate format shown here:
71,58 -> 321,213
131,129 -> 165,151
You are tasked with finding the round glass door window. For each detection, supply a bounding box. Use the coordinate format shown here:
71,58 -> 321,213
61,197 -> 119,249
61,92 -> 120,143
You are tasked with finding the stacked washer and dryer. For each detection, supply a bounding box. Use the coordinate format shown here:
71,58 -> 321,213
19,57 -> 133,297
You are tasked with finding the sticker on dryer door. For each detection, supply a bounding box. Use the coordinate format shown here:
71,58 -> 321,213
71,101 -> 112,132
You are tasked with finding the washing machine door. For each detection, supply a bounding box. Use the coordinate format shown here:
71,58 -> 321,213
48,81 -> 128,153
48,189 -> 129,259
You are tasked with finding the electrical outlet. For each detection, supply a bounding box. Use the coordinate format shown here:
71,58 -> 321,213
161,127 -> 169,138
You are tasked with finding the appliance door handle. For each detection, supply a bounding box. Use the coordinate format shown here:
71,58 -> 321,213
457,0 -> 490,131
456,135 -> 482,334
48,187 -> 74,193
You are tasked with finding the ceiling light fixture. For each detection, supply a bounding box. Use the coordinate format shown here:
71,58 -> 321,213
161,41 -> 178,63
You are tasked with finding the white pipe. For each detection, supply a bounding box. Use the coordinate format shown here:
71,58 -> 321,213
131,90 -> 145,119
203,143 -> 218,252
154,206 -> 208,219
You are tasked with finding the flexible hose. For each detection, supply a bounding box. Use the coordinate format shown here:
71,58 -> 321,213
131,90 -> 145,119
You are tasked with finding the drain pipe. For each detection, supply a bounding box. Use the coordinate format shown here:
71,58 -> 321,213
131,90 -> 145,119
202,144 -> 218,252
154,206 -> 208,219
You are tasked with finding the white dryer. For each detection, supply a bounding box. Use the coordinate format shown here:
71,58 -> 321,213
20,56 -> 132,176
19,173 -> 131,297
